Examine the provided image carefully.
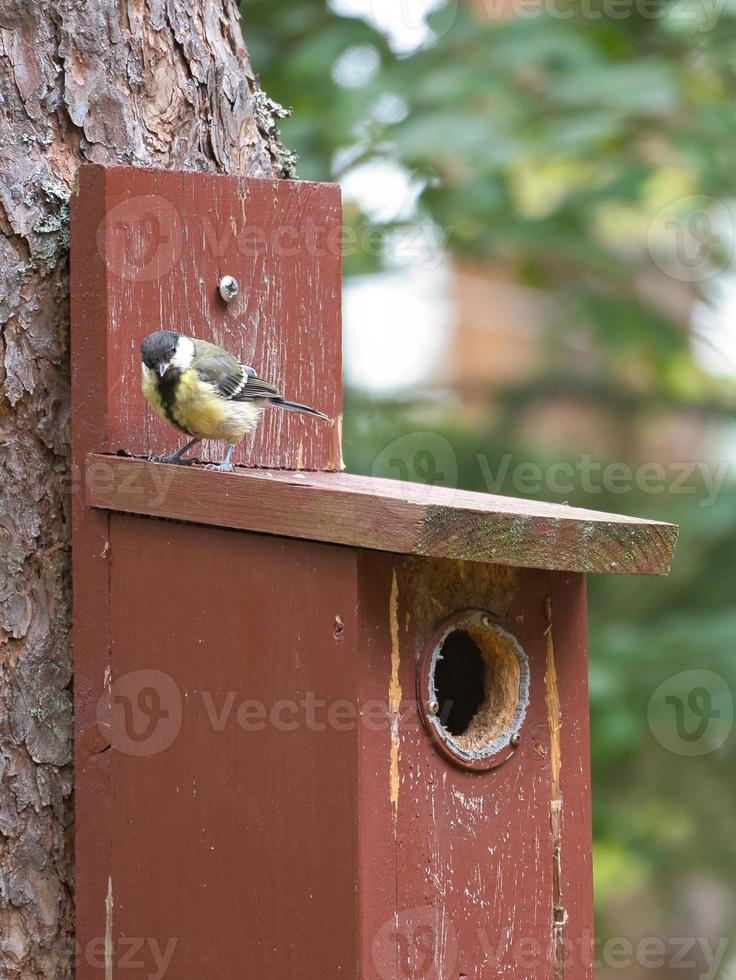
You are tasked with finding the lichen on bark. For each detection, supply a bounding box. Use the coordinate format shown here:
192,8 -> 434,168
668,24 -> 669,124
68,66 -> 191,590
0,1 -> 289,974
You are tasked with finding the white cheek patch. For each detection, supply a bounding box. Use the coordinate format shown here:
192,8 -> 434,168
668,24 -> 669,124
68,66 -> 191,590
172,336 -> 195,371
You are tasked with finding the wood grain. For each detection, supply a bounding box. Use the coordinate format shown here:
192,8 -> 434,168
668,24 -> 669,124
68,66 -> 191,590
85,453 -> 678,575
73,164 -> 343,471
356,555 -> 594,978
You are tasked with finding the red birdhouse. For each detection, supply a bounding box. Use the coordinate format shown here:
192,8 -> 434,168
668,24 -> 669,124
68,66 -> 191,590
71,165 -> 677,979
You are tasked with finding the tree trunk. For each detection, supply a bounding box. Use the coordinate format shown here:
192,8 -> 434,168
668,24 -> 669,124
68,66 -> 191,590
0,4 -> 289,974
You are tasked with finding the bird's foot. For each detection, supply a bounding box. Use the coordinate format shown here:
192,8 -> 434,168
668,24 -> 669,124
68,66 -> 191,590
149,438 -> 201,465
150,453 -> 196,465
205,446 -> 236,472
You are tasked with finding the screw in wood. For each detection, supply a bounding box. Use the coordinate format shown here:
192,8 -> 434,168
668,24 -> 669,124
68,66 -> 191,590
481,613 -> 493,628
510,732 -> 521,747
218,275 -> 240,302
428,700 -> 440,717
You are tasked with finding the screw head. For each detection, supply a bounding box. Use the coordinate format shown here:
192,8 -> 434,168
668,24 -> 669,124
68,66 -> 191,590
218,275 -> 240,303
510,732 -> 521,748
481,613 -> 493,628
428,700 -> 440,717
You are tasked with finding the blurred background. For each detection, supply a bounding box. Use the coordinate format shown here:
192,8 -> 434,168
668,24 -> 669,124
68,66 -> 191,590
244,1 -> 736,974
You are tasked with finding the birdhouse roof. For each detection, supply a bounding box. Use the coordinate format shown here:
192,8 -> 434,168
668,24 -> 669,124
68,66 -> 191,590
85,456 -> 678,575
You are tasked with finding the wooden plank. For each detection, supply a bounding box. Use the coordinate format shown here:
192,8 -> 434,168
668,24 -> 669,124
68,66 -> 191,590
548,573 -> 595,977
107,518 -> 360,976
69,164 -> 343,977
73,164 -> 343,470
85,453 -> 678,575
70,162 -> 114,979
356,555 -> 594,978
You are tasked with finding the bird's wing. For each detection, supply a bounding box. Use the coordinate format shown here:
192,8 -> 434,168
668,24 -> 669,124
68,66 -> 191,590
192,339 -> 281,401
233,372 -> 283,401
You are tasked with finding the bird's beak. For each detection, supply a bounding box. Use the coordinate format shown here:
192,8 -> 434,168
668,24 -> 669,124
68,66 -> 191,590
158,363 -> 168,378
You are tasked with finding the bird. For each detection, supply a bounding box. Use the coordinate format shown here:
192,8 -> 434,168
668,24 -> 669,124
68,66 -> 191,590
140,330 -> 329,471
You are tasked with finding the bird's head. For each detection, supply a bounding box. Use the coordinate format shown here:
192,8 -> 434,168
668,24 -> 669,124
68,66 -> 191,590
140,331 -> 193,379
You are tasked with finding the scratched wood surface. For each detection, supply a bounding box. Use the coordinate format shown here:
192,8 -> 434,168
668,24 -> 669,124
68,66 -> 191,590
71,164 -> 343,470
357,554 -> 594,979
85,453 -> 678,575
106,518 -> 359,977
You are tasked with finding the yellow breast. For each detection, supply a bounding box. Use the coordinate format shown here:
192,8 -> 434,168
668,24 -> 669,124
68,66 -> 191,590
172,370 -> 227,437
141,365 -> 261,443
141,366 -> 167,422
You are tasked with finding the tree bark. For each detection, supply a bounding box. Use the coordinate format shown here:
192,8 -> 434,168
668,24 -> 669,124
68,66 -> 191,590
0,3 -> 289,974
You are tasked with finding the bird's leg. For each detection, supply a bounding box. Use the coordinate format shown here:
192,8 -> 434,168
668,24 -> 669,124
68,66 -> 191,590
207,444 -> 236,473
151,437 -> 201,465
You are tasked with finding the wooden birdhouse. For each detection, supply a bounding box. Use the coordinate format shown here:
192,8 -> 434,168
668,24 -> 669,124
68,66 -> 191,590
71,165 -> 677,979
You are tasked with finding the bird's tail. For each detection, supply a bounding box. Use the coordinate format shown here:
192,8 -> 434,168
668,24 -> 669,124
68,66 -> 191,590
274,399 -> 330,421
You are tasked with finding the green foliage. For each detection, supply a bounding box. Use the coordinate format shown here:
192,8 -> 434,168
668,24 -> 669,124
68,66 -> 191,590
250,0 -> 736,392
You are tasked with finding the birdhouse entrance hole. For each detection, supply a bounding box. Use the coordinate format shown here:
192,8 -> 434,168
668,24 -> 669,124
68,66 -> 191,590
419,611 -> 530,771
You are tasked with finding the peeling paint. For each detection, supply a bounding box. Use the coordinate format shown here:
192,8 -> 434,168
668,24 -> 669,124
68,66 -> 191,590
334,412 -> 345,472
545,596 -> 567,979
105,876 -> 113,980
388,569 -> 402,820
367,557 -> 594,975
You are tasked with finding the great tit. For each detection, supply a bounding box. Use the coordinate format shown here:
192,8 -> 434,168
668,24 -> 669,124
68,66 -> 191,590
140,330 -> 329,471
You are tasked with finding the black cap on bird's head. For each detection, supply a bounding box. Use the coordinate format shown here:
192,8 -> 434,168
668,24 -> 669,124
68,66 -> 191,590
141,330 -> 182,378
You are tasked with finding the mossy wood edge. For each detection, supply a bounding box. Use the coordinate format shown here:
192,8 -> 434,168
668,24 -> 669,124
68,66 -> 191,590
85,454 -> 677,575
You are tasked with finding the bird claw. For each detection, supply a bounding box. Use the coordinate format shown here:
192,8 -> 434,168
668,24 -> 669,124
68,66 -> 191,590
150,454 -> 196,465
205,445 -> 236,472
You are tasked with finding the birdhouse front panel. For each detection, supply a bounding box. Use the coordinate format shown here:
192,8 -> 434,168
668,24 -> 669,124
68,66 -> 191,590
356,552 -> 593,980
80,512 -> 594,979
